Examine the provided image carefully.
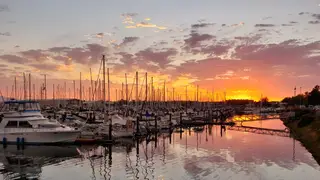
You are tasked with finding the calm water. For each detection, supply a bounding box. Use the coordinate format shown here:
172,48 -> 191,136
1,119 -> 320,180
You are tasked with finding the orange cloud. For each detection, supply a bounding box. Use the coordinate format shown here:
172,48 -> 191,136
125,22 -> 167,30
56,64 -> 74,72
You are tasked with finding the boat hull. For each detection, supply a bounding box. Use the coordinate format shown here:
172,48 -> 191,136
113,130 -> 134,138
0,130 -> 80,144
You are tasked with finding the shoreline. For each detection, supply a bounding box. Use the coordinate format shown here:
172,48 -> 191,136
281,114 -> 320,165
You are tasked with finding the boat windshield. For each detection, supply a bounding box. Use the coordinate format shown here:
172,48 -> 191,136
2,101 -> 41,112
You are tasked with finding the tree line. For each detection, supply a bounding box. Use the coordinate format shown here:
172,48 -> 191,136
282,85 -> 320,106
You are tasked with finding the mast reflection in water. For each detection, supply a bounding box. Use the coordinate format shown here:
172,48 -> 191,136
0,119 -> 319,180
0,146 -> 78,180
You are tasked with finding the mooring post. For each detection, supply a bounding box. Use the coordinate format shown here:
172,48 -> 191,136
155,115 -> 158,132
155,131 -> 158,148
169,113 -> 172,130
108,117 -> 112,140
136,139 -> 140,155
108,144 -> 112,166
136,115 -> 140,136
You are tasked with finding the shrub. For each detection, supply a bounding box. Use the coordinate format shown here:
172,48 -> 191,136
298,114 -> 315,128
295,109 -> 313,118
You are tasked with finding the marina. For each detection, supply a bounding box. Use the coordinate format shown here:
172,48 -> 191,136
1,1 -> 320,179
0,119 -> 319,179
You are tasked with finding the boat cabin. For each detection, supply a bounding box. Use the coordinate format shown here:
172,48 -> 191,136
0,100 -> 65,129
1,100 -> 41,113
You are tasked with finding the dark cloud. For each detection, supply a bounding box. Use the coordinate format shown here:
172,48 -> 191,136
192,44 -> 230,56
121,13 -> 138,17
171,38 -> 320,94
112,52 -> 154,72
29,63 -> 58,71
158,41 -> 168,45
119,37 -> 139,46
20,49 -> 48,62
0,55 -> 29,64
282,24 -> 293,27
191,23 -> 215,29
173,58 -> 239,80
0,32 -> 11,36
184,32 -> 215,50
135,48 -> 177,69
111,47 -> 178,72
14,45 -> 20,48
47,44 -> 106,65
312,13 -> 320,20
255,24 -> 275,27
48,47 -> 71,53
0,64 -> 8,68
86,44 -> 106,62
111,53 -> 139,71
234,34 -> 262,44
309,21 -> 320,24
0,4 -> 9,12
233,39 -> 320,66
298,12 -> 309,15
221,24 -> 226,27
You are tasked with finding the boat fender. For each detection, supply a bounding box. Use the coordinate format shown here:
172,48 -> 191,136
16,137 -> 20,144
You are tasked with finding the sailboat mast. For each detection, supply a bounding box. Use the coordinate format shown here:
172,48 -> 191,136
102,55 -> 106,122
185,86 -> 188,112
163,81 -> 166,102
33,84 -> 35,100
28,73 -> 31,100
90,68 -> 94,101
23,73 -> 26,100
80,72 -> 82,101
136,71 -> 138,106
64,81 -> 66,99
125,73 -> 128,103
14,76 -> 17,99
121,83 -> 124,100
197,85 -> 199,102
73,80 -> 76,99
173,88 -> 175,102
151,77 -> 153,102
53,84 -> 55,100
107,68 -> 110,111
145,72 -> 148,101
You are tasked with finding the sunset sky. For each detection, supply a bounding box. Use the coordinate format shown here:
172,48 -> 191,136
0,0 -> 320,101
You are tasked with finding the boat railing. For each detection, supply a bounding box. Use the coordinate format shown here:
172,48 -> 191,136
2,126 -> 76,133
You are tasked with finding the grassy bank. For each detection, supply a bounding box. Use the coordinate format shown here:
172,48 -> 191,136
282,109 -> 320,165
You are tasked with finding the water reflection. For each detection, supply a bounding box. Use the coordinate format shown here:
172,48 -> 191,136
0,119 -> 319,180
0,145 -> 78,179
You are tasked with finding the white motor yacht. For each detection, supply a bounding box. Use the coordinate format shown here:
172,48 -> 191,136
0,100 -> 80,144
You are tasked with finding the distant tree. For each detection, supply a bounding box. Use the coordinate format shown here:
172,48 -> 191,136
260,97 -> 271,106
308,85 -> 320,105
226,99 -> 254,105
281,85 -> 320,106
